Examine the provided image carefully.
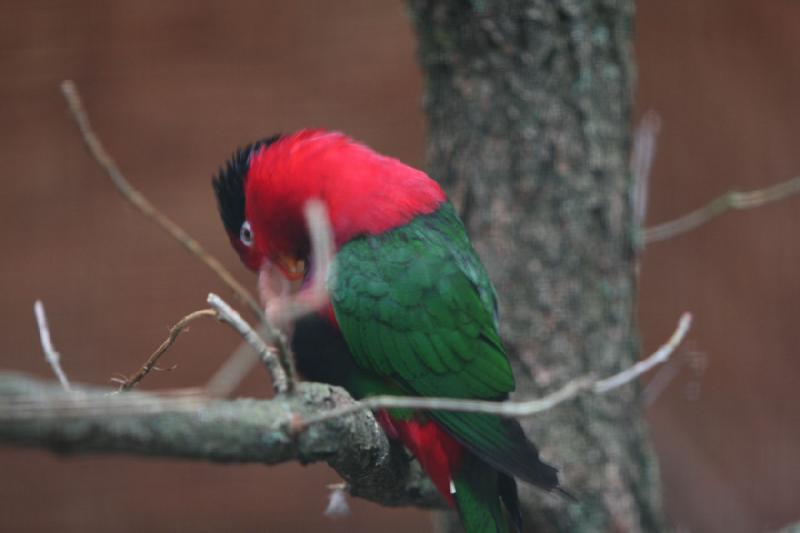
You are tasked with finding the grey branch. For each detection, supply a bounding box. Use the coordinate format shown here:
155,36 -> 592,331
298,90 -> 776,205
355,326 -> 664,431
0,374 -> 444,510
0,311 -> 689,511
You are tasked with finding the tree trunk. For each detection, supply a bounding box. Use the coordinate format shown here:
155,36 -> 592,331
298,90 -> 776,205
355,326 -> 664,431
407,1 -> 664,531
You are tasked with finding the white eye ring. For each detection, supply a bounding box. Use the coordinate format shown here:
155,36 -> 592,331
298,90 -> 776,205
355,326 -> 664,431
240,221 -> 254,247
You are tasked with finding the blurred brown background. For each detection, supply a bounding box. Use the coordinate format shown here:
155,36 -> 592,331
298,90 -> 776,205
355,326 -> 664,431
1,1 -> 798,531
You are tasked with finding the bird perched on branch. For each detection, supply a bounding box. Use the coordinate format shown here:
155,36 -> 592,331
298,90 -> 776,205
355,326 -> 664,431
213,130 -> 564,532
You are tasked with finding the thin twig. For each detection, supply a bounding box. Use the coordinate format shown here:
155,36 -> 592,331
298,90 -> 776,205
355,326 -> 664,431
643,176 -> 800,244
593,312 -> 692,393
114,296 -> 287,395
298,312 -> 692,429
641,357 -> 684,407
117,309 -> 217,392
60,80 -> 263,321
299,377 -> 595,429
33,301 -> 71,392
207,293 -> 288,395
630,110 -> 661,229
204,335 -> 261,399
61,80 -> 299,392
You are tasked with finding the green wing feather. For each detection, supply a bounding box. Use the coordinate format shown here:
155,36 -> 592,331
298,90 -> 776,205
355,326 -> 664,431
333,203 -> 511,397
452,454 -> 509,533
331,202 -> 558,490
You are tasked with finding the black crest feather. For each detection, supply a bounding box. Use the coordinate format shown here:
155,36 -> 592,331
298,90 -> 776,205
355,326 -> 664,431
212,135 -> 281,236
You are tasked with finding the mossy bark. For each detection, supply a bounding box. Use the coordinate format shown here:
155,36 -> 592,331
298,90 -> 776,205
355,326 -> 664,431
0,374 -> 444,509
407,1 -> 664,531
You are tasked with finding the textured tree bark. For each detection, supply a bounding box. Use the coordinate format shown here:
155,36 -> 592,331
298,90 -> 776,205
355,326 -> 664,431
407,1 -> 664,531
0,374 -> 444,510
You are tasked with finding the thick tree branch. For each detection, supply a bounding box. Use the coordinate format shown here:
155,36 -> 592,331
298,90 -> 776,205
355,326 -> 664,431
0,311 -> 690,515
0,374 -> 444,510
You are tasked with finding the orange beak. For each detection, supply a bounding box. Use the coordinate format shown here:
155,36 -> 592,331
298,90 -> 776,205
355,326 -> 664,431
275,253 -> 306,281
257,255 -> 305,311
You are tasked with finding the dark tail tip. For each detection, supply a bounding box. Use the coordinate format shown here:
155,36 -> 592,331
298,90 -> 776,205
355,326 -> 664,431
553,486 -> 579,503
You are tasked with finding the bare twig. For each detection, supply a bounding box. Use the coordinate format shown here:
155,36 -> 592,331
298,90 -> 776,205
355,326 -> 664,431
203,335 -> 262,399
643,176 -> 800,243
33,301 -> 71,392
207,293 -> 288,395
630,111 -> 661,229
299,377 -> 595,429
641,358 -> 684,407
593,312 -> 692,392
117,309 -> 217,392
60,80 -> 301,391
117,293 -> 288,395
298,312 -> 692,429
60,80 -> 263,321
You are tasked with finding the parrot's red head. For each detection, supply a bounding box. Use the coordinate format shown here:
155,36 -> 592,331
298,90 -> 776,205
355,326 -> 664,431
212,129 -> 446,280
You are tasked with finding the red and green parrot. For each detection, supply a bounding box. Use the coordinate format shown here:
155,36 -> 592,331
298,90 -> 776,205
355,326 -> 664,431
212,130 -> 563,532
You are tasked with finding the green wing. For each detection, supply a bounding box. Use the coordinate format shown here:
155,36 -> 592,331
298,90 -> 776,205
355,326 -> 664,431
332,202 -> 512,399
331,202 -> 558,490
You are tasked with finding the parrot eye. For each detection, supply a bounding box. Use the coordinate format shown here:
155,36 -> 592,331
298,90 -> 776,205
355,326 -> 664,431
239,221 -> 254,247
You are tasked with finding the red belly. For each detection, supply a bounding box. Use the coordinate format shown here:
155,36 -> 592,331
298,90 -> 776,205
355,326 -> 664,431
375,409 -> 463,505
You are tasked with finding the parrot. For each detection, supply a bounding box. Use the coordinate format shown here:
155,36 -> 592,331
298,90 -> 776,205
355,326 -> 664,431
212,129 -> 564,532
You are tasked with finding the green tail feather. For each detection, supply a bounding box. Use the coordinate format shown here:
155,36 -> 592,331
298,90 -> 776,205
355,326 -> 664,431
452,454 -> 512,533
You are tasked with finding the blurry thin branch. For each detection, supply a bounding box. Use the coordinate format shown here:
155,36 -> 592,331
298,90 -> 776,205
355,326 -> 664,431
631,111 -> 661,229
60,80 -> 263,322
298,312 -> 692,429
115,309 -> 216,392
206,293 -> 288,395
60,80 -> 301,391
594,312 -> 691,392
644,176 -> 800,243
33,301 -> 71,392
114,294 -> 288,395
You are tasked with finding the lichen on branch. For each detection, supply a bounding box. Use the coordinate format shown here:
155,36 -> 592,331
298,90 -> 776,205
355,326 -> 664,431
0,373 -> 444,510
